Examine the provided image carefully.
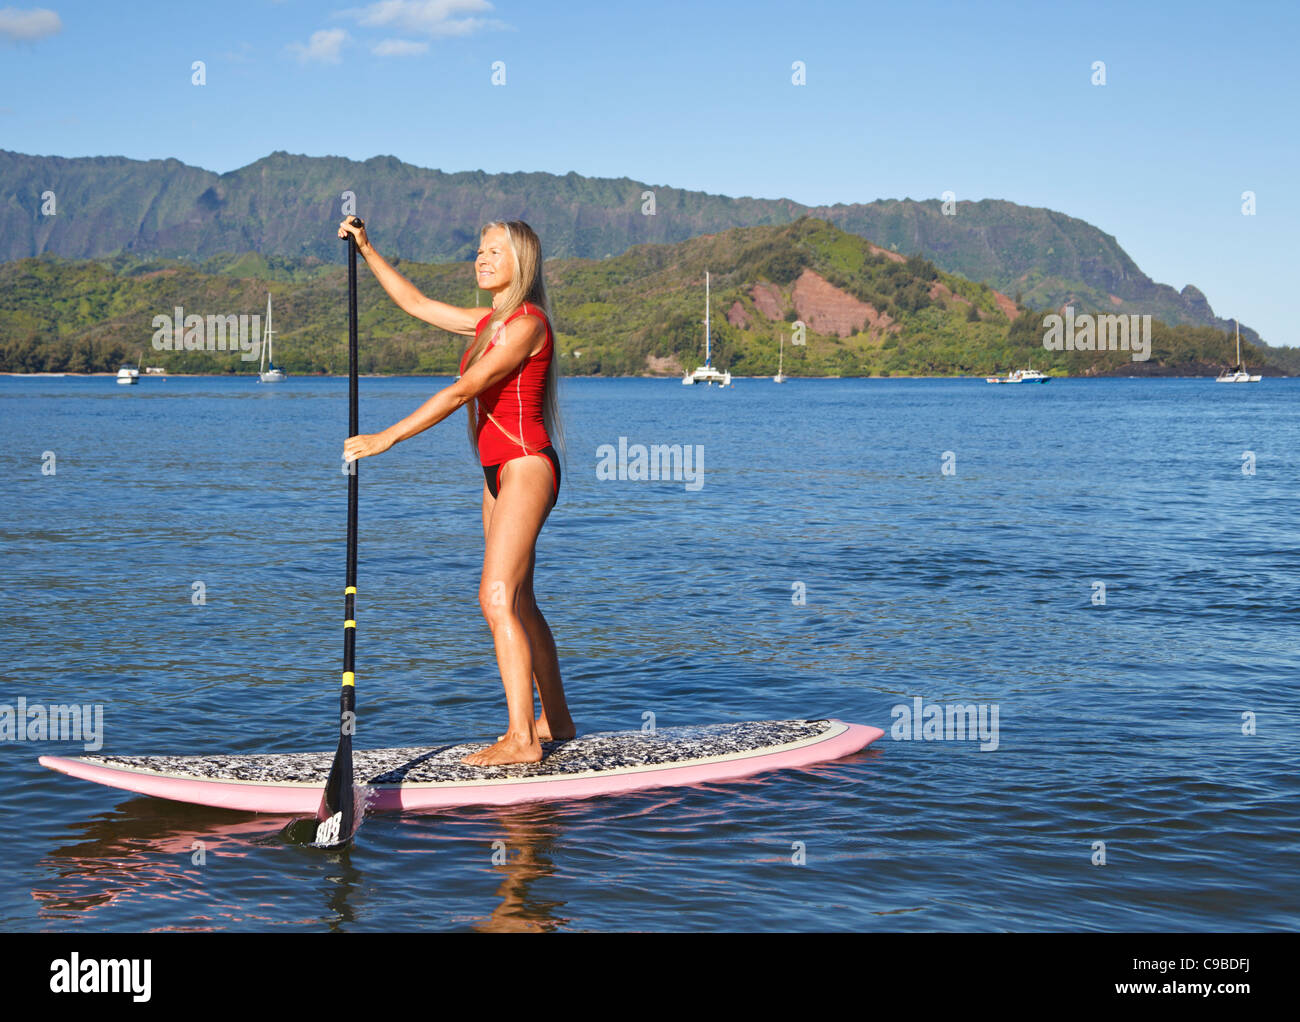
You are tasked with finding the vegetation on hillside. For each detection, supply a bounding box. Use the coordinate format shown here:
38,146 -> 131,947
0,149 -> 1266,342
2,218 -> 1292,377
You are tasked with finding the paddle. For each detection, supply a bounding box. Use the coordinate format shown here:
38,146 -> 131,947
290,216 -> 366,848
319,214 -> 366,842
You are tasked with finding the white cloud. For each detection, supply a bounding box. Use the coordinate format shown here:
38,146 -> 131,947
288,28 -> 347,64
0,6 -> 62,42
340,0 -> 504,39
372,38 -> 429,57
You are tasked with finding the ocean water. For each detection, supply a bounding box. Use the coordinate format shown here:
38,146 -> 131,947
1,374 -> 1297,932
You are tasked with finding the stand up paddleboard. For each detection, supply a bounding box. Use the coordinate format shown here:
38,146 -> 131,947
40,718 -> 882,813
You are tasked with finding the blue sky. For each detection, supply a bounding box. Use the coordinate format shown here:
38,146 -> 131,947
1,0 -> 1295,343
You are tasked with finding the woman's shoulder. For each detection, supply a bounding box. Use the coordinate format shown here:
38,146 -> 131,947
480,303 -> 550,331
511,301 -> 550,325
511,302 -> 552,345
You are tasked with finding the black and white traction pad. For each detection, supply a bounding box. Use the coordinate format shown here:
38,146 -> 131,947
77,719 -> 838,785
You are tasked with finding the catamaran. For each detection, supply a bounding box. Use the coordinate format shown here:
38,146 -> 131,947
774,332 -> 788,383
1216,320 -> 1260,383
258,293 -> 285,383
682,271 -> 732,387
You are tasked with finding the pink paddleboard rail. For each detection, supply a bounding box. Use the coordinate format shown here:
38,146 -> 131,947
39,720 -> 883,814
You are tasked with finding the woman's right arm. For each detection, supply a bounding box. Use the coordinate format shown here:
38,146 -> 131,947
338,218 -> 482,336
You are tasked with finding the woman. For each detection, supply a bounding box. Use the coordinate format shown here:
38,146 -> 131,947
339,216 -> 574,767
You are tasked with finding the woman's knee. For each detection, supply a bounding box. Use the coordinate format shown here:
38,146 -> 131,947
479,580 -> 521,628
478,579 -> 503,617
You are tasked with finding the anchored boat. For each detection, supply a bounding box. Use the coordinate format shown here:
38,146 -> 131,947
682,271 -> 731,387
116,349 -> 143,384
258,293 -> 286,383
1216,320 -> 1260,383
774,331 -> 788,383
986,367 -> 1050,384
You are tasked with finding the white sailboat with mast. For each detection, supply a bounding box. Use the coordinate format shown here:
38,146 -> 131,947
1215,319 -> 1260,383
773,331 -> 788,383
116,348 -> 143,385
682,271 -> 731,387
258,292 -> 285,383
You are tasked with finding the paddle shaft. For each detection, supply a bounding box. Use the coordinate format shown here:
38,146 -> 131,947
343,223 -> 359,714
314,218 -> 363,846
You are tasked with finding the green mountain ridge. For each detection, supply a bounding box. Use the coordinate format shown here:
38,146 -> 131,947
4,218 -> 1293,378
0,149 -> 1265,345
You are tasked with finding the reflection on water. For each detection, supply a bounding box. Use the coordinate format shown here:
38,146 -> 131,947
465,803 -> 570,933
34,800 -> 290,925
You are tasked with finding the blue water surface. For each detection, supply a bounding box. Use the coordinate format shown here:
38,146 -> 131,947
1,374 -> 1297,931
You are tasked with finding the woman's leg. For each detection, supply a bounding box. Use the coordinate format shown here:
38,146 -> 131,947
517,547 -> 574,741
462,455 -> 556,766
481,478 -> 495,534
483,476 -> 574,743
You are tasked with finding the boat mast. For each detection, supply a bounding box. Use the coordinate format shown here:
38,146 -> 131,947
265,292 -> 275,368
1235,318 -> 1241,369
704,271 -> 711,368
778,332 -> 784,374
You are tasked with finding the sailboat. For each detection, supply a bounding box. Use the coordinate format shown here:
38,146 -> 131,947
258,293 -> 285,383
116,348 -> 143,384
773,332 -> 788,383
682,271 -> 732,387
1215,320 -> 1260,383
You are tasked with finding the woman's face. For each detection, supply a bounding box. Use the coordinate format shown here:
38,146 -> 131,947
476,227 -> 513,295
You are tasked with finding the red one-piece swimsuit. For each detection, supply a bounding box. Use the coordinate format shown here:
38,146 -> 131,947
459,301 -> 560,502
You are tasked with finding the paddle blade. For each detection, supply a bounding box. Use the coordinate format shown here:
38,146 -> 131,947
279,816 -> 323,845
313,733 -> 358,847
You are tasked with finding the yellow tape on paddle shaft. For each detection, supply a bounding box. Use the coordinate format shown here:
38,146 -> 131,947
342,672 -> 355,687
345,586 -> 357,595
344,620 -> 356,629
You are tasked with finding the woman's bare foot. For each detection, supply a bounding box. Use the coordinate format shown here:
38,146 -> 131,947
463,731 -> 543,767
498,716 -> 576,743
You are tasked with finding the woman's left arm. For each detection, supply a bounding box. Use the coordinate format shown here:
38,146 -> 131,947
343,316 -> 547,462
